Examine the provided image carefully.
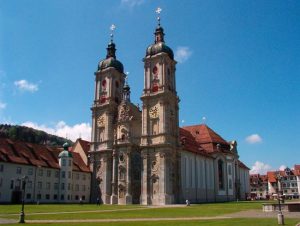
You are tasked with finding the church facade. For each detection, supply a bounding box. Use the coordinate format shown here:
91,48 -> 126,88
89,19 -> 250,205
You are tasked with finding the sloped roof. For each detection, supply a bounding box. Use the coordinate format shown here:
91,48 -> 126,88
267,171 -> 277,183
181,124 -> 230,153
77,138 -> 90,155
183,124 -> 227,144
238,160 -> 250,170
294,165 -> 300,176
0,138 -> 90,173
72,152 -> 90,172
179,128 -> 210,156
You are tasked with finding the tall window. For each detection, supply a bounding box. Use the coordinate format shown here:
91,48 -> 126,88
0,164 -> 3,172
218,159 -> 224,190
28,168 -> 33,175
27,181 -> 32,189
16,167 -> 22,174
47,170 -> 51,177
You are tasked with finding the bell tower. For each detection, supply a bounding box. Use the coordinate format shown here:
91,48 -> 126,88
140,8 -> 179,205
90,25 -> 125,204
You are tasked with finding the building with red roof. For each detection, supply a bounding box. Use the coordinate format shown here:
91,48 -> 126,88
0,138 -> 91,203
250,165 -> 300,200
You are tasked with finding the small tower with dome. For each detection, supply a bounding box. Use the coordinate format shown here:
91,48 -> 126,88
58,142 -> 73,203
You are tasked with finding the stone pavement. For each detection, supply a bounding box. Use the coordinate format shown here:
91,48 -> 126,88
223,209 -> 300,218
0,218 -> 17,224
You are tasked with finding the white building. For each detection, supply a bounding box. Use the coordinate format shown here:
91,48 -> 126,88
0,138 -> 91,203
267,166 -> 299,199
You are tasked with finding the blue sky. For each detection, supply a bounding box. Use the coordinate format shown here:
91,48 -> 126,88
0,0 -> 299,174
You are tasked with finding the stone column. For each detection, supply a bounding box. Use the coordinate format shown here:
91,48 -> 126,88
110,150 -> 118,204
140,149 -> 149,205
125,149 -> 132,204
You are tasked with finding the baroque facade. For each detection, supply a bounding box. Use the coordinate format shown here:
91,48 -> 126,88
89,19 -> 250,205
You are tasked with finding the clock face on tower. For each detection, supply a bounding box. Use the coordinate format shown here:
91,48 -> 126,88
149,106 -> 159,119
97,116 -> 105,127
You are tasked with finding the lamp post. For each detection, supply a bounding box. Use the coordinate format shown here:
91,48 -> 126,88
276,172 -> 284,225
19,175 -> 28,223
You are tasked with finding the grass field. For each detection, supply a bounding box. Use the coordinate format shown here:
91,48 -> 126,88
0,219 -> 300,226
0,201 -> 299,225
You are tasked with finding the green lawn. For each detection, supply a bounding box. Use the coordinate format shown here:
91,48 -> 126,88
1,201 -> 262,220
0,218 -> 300,226
1,201 -> 299,226
0,204 -> 142,215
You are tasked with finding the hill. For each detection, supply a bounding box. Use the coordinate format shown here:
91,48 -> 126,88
0,124 -> 73,146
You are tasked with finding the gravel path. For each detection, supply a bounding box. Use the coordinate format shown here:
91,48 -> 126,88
223,209 -> 300,219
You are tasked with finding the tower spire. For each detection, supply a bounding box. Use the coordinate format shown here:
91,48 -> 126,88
122,72 -> 131,102
106,24 -> 117,59
154,7 -> 165,43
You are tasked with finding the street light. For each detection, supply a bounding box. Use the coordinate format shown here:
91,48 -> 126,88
19,175 -> 28,224
275,172 -> 284,225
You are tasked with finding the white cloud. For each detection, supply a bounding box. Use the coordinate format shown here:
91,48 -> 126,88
279,165 -> 286,171
21,121 -> 91,142
250,161 -> 272,174
121,0 -> 145,8
175,46 -> 192,63
0,101 -> 6,110
14,80 -> 38,92
245,134 -> 262,144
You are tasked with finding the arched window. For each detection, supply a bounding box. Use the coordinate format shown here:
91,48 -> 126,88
218,159 -> 224,190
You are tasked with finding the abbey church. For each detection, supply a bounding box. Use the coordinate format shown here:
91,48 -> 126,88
89,14 -> 250,205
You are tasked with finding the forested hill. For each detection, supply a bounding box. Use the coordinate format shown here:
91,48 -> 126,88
0,124 -> 73,146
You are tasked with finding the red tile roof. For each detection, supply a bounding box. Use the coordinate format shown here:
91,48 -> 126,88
294,165 -> 300,176
179,128 -> 211,157
181,124 -> 230,153
0,138 -> 90,173
267,171 -> 277,183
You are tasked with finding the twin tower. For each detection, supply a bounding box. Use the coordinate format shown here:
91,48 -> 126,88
89,19 -> 180,205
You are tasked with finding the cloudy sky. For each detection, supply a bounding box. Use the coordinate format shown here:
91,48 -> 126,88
0,0 -> 299,174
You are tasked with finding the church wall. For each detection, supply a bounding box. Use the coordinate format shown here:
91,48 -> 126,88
180,150 -> 217,203
239,167 -> 250,200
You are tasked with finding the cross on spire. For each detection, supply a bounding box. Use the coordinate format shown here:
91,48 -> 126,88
125,72 -> 129,86
155,7 -> 162,26
110,24 -> 116,43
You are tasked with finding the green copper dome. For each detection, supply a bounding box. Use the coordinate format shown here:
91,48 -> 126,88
146,42 -> 174,60
58,142 -> 73,158
145,26 -> 174,60
98,42 -> 124,74
98,57 -> 124,73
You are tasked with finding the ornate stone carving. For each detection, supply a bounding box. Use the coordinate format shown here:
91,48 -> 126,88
96,161 -> 104,182
151,160 -> 159,172
118,184 -> 126,198
119,104 -> 131,121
